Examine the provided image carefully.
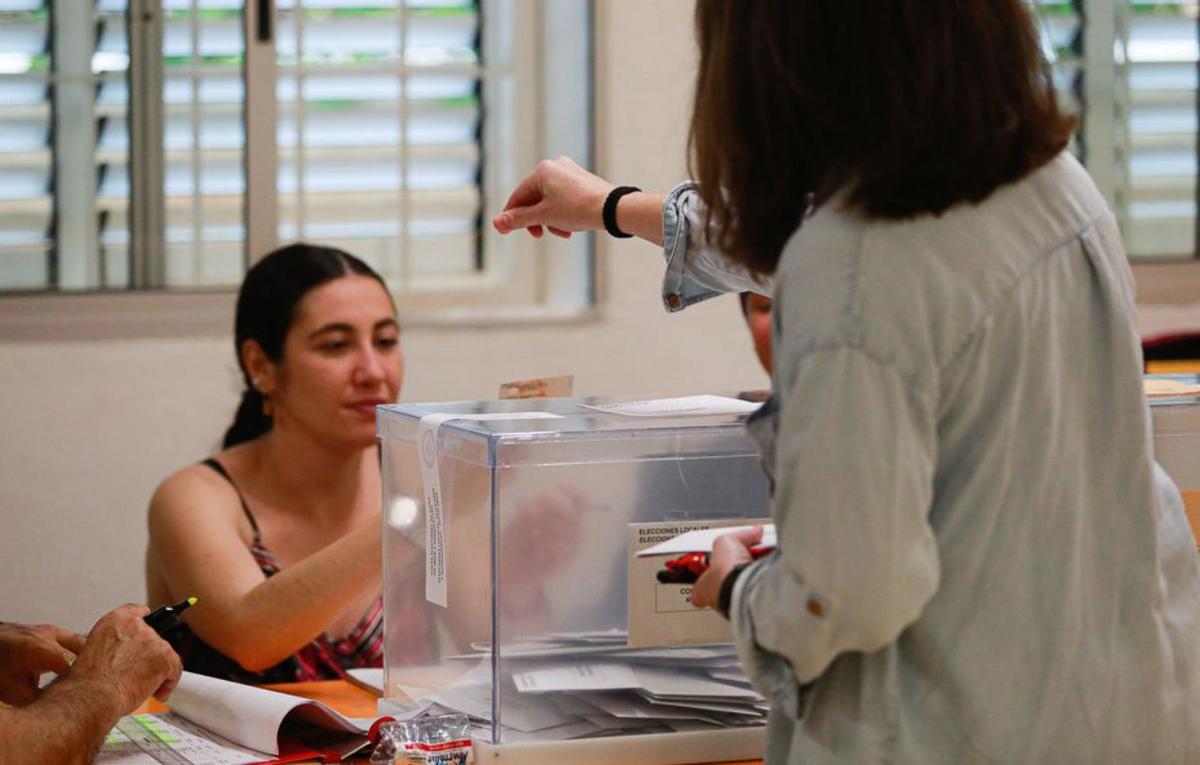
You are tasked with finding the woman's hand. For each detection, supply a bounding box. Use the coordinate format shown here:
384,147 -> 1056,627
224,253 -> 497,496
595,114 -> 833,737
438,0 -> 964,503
691,525 -> 764,610
493,157 -> 614,239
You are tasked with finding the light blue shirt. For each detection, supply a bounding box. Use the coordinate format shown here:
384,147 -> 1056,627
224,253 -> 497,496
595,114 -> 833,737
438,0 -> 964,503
662,154 -> 1200,763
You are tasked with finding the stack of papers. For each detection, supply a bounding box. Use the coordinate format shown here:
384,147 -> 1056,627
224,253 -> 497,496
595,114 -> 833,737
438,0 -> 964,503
391,631 -> 765,742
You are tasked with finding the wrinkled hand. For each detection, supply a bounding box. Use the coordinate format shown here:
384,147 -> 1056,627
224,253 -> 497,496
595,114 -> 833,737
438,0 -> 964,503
492,156 -> 614,239
70,604 -> 183,713
0,621 -> 86,705
692,526 -> 763,611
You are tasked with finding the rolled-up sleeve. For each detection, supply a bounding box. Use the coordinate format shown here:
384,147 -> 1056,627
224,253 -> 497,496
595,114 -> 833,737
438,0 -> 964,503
731,344 -> 939,686
660,182 -> 773,313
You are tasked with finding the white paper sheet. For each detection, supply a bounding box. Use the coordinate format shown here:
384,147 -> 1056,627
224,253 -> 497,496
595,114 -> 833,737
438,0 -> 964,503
513,663 -> 640,694
632,667 -> 760,700
635,523 -> 777,557
165,671 -> 372,756
578,395 -> 762,418
345,667 -> 384,695
577,692 -> 723,724
634,692 -> 764,716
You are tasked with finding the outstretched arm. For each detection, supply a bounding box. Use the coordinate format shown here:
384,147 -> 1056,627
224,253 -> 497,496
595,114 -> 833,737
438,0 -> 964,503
495,158 -> 771,310
147,466 -> 392,671
492,156 -> 666,245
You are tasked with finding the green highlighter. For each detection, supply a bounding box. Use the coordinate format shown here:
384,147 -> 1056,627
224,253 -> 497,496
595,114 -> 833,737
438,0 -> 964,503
144,597 -> 198,637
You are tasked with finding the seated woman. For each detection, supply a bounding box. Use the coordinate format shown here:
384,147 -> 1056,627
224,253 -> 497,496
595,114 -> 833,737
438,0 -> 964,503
145,243 -> 428,683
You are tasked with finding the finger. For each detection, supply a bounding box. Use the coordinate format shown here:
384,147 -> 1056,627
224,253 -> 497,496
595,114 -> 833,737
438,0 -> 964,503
497,201 -> 552,234
51,628 -> 86,656
153,649 -> 183,703
548,227 -> 573,238
153,677 -> 176,703
691,570 -> 718,609
30,644 -> 74,676
527,225 -> 544,238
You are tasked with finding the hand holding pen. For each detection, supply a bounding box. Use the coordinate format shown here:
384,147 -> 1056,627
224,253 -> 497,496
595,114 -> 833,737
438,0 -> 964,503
69,604 -> 185,708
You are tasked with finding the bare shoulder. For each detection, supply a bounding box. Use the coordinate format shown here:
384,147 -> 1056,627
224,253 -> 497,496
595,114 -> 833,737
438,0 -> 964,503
152,461 -> 227,503
148,459 -> 244,534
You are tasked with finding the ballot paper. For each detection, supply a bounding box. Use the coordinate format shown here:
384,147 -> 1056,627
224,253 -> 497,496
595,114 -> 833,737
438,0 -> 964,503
636,523 -> 778,557
578,395 -> 762,417
345,667 -> 384,695
396,631 -> 766,744
513,663 -> 640,693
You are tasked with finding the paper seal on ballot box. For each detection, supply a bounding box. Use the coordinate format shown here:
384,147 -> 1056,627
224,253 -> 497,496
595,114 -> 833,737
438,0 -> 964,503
626,519 -> 773,648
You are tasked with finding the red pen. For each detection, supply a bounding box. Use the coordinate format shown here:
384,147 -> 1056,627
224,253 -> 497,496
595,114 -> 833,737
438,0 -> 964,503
655,547 -> 774,584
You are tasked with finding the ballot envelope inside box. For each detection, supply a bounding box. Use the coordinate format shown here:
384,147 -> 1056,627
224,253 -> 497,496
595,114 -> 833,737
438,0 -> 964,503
375,395 -> 773,753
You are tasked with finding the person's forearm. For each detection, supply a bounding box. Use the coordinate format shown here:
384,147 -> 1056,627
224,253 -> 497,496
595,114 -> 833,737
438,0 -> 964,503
186,521 -> 386,671
615,192 -> 666,246
0,676 -> 126,765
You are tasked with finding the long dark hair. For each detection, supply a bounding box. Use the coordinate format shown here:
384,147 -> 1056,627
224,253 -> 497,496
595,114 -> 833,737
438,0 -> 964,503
223,243 -> 391,448
688,0 -> 1076,275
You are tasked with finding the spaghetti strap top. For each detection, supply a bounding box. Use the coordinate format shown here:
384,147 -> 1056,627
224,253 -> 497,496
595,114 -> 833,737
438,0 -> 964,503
164,457 -> 429,684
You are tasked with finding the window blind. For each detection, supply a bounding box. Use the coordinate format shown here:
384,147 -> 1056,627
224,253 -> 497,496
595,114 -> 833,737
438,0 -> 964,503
1033,0 -> 1199,260
0,0 -> 132,290
274,0 -> 483,289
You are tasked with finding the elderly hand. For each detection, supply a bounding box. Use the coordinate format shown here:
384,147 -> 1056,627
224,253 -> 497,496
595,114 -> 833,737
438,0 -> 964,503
691,526 -> 764,611
492,156 -> 614,239
0,621 -> 86,706
70,604 -> 183,712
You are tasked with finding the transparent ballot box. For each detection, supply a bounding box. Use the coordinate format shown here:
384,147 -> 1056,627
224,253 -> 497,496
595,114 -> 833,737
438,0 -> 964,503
376,396 -> 771,763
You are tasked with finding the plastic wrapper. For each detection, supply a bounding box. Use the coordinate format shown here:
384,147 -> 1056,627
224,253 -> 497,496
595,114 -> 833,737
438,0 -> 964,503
370,714 -> 473,765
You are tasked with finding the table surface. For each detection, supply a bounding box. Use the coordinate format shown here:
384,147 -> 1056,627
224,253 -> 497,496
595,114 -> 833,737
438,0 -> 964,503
135,679 -> 764,764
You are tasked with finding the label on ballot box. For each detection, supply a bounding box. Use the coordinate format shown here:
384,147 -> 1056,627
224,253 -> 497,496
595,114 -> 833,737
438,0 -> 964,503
627,519 -> 765,648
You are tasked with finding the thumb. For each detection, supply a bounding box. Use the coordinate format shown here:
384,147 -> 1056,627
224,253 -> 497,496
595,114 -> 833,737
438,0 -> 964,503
496,201 -> 551,234
730,524 -> 765,548
30,643 -> 74,676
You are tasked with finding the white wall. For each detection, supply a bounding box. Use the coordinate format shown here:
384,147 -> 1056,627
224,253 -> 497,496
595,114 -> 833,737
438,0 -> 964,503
0,0 -> 769,632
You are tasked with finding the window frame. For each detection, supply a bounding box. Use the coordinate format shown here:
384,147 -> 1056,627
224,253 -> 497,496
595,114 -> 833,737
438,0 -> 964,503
0,0 -> 598,338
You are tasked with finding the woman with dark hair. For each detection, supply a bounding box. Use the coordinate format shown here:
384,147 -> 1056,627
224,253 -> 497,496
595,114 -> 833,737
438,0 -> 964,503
145,243 -> 427,683
495,1 -> 1200,761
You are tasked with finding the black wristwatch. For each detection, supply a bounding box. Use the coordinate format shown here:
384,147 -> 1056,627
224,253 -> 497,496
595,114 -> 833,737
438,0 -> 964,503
718,562 -> 751,620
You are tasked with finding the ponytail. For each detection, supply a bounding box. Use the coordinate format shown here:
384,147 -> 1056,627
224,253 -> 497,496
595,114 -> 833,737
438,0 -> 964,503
222,243 -> 390,450
223,387 -> 272,448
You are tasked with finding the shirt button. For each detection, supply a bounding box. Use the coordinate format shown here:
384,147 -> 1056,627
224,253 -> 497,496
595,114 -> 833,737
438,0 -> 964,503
806,599 -> 825,617
666,293 -> 682,310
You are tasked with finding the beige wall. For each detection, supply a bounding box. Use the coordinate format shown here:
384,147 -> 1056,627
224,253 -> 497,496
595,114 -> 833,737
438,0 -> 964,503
0,0 -> 769,631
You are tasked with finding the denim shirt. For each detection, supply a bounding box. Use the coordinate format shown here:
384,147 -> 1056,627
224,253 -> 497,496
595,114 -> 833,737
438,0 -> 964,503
660,182 -> 773,312
660,156 -> 1200,763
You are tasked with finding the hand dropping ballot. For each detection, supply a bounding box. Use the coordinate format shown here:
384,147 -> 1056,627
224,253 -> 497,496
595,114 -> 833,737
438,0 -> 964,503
626,520 -> 772,648
636,524 -> 777,558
